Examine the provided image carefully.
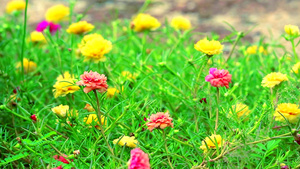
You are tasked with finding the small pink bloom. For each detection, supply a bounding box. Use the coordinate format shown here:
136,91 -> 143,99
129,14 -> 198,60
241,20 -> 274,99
146,112 -> 174,132
205,68 -> 232,88
128,148 -> 150,169
53,154 -> 69,164
30,114 -> 37,122
36,20 -> 61,34
77,71 -> 108,93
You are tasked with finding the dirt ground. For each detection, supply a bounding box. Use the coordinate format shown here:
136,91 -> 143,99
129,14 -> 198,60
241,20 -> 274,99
1,0 -> 300,46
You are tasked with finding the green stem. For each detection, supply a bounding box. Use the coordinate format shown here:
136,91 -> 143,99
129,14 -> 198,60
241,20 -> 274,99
0,105 -> 31,121
162,130 -> 174,169
291,39 -> 298,61
194,55 -> 209,95
20,0 -> 29,82
226,32 -> 242,63
169,136 -> 193,148
214,87 -> 220,134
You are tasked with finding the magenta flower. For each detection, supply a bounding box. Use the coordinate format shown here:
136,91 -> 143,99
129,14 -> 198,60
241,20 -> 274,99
205,68 -> 232,88
77,71 -> 108,93
128,148 -> 150,169
36,20 -> 61,34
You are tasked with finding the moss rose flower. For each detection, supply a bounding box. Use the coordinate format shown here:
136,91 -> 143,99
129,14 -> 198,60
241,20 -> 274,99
261,72 -> 288,88
146,111 -> 174,132
128,148 -> 150,169
205,68 -> 232,88
77,71 -> 108,93
194,38 -> 223,55
274,103 -> 300,124
200,134 -> 224,152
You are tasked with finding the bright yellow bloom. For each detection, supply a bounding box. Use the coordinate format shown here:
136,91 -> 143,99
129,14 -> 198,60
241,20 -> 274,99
261,72 -> 288,88
171,16 -> 191,31
107,88 -> 119,98
292,62 -> 300,74
84,114 -> 106,129
194,38 -> 223,55
52,105 -> 69,118
229,103 -> 251,118
16,58 -> 37,74
45,4 -> 69,22
6,0 -> 26,14
113,136 -> 138,148
53,72 -> 80,98
274,103 -> 300,123
200,134 -> 224,152
78,33 -> 103,49
81,37 -> 112,62
121,71 -> 137,81
246,45 -> 267,55
131,13 -> 161,32
30,31 -> 46,43
67,21 -> 94,34
284,25 -> 299,36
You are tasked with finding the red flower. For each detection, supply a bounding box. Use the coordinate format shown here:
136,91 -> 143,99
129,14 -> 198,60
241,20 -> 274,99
77,71 -> 108,93
205,68 -> 232,88
146,112 -> 174,132
30,114 -> 37,122
53,154 -> 69,164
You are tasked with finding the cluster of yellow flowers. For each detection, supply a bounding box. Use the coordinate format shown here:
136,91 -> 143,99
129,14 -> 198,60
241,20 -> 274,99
246,45 -> 267,55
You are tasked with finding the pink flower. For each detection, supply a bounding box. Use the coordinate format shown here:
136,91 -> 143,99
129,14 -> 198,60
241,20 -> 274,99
53,154 -> 69,164
77,71 -> 108,93
205,68 -> 232,88
36,20 -> 61,34
146,112 -> 174,132
128,148 -> 150,169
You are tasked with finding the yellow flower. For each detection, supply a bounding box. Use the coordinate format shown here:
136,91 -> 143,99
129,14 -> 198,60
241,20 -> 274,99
107,88 -> 119,98
81,37 -> 112,62
30,31 -> 46,43
121,71 -> 137,81
292,62 -> 300,74
84,114 -> 106,129
261,72 -> 288,88
78,33 -> 103,49
246,45 -> 267,55
84,103 -> 95,112
200,134 -> 224,152
284,25 -> 299,36
229,103 -> 251,118
53,72 -> 80,98
194,38 -> 223,55
171,16 -> 191,31
66,21 -> 94,34
274,103 -> 300,123
6,0 -> 26,14
16,58 -> 37,74
45,4 -> 69,22
131,13 -> 161,32
51,104 -> 69,118
113,136 -> 138,148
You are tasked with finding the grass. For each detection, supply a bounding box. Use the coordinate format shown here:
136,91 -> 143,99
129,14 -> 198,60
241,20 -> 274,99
1,1 -> 300,169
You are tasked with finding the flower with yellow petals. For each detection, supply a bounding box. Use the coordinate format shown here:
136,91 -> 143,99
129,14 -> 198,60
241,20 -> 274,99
30,31 -> 46,43
131,13 -> 161,32
67,21 -> 95,34
171,16 -> 191,31
113,136 -> 138,148
52,105 -> 69,118
246,45 -> 267,55
81,37 -> 112,62
45,4 -> 69,22
261,72 -> 288,88
84,114 -> 106,129
53,72 -> 80,98
194,38 -> 223,56
274,103 -> 300,123
78,33 -> 103,49
284,25 -> 299,36
16,58 -> 37,74
107,88 -> 119,98
229,103 -> 251,118
6,0 -> 26,14
200,134 -> 224,152
292,62 -> 300,74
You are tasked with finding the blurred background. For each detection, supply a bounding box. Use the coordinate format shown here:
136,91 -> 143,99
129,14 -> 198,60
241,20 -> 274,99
1,0 -> 299,42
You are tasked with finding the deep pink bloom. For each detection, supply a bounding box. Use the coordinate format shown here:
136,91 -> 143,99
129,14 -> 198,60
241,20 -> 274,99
205,68 -> 232,88
36,20 -> 61,34
128,148 -> 150,169
53,154 -> 69,164
200,98 -> 207,104
52,166 -> 63,169
146,112 -> 173,132
30,114 -> 37,122
77,71 -> 108,93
